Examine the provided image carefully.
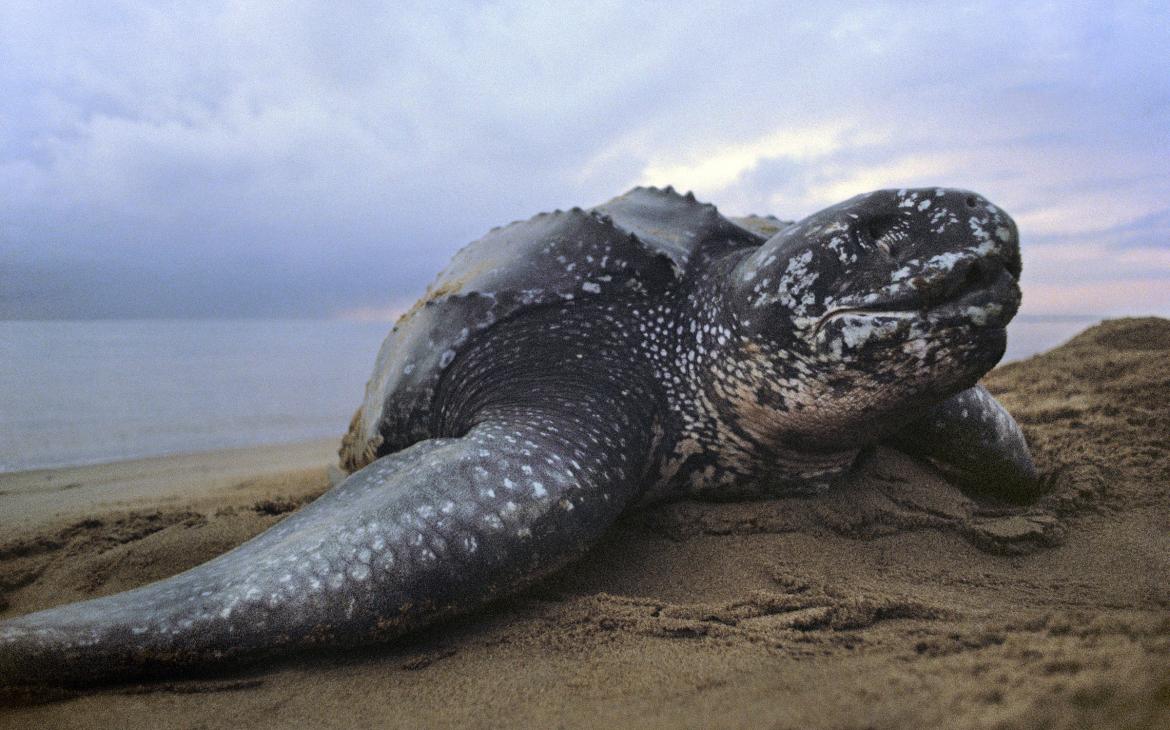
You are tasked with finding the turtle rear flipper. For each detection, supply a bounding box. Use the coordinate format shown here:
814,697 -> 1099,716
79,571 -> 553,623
887,385 -> 1041,502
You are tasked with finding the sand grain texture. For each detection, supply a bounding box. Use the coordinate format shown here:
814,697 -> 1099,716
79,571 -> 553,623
2,318 -> 1168,728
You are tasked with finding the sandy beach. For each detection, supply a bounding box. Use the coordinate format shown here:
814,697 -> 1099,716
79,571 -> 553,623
2,318 -> 1168,728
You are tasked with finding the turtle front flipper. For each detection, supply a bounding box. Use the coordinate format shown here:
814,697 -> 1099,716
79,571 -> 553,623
886,385 -> 1041,502
0,385 -> 659,687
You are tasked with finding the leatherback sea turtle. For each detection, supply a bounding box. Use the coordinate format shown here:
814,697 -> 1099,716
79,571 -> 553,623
0,186 -> 1037,686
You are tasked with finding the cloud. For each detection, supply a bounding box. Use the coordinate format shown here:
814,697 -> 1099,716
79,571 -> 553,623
333,305 -> 407,323
0,1 -> 1167,318
1019,240 -> 1170,317
636,122 -> 866,193
1023,279 -> 1170,316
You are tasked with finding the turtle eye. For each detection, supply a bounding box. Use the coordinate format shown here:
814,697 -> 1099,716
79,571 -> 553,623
860,215 -> 899,257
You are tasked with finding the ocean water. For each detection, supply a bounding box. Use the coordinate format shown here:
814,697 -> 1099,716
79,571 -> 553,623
0,315 -> 1098,473
0,320 -> 391,473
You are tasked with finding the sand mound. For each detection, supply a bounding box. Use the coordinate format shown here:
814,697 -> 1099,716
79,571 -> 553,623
2,318 -> 1168,728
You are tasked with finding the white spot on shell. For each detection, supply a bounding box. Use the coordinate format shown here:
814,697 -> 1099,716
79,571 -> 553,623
349,564 -> 371,581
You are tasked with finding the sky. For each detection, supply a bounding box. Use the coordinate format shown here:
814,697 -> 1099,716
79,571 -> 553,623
1,1 -> 1168,320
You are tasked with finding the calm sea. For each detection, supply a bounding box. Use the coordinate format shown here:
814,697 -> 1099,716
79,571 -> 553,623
0,315 -> 1098,473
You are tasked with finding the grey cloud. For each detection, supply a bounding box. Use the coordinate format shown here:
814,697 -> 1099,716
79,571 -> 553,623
1,1 -> 1167,318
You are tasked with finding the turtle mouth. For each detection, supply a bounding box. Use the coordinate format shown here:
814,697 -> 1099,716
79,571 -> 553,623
813,254 -> 1019,340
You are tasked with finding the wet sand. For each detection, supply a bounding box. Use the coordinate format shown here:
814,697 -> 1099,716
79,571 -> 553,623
2,318 -> 1168,728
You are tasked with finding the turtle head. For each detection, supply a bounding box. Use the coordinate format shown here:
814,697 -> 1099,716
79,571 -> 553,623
723,187 -> 1022,448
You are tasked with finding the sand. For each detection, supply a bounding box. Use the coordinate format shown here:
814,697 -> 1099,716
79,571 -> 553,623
1,318 -> 1168,728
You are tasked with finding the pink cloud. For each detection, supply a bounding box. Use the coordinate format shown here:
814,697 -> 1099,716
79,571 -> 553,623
1021,278 -> 1170,316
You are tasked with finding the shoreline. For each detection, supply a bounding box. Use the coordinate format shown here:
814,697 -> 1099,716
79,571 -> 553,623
0,314 -> 1111,481
0,436 -> 341,478
0,438 -> 338,531
0,314 -> 1111,475
0,434 -> 344,482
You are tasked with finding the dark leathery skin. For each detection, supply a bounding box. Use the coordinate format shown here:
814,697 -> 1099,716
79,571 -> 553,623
0,303 -> 661,686
0,186 -> 1038,687
888,384 -> 1040,501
